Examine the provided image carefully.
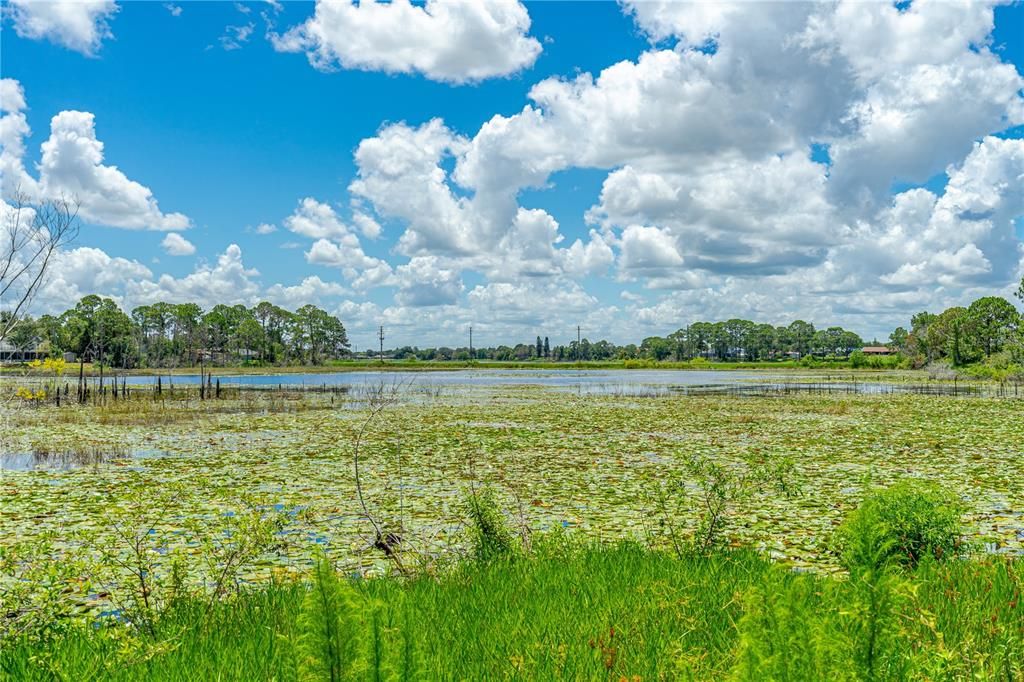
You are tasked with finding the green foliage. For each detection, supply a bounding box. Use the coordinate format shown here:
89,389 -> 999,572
648,452 -> 795,557
0,533 -> 98,644
14,296 -> 353,369
3,544 -> 1022,680
464,487 -> 520,562
295,553 -> 367,681
848,350 -> 906,369
836,480 -> 965,572
732,559 -> 919,680
622,357 -> 658,368
967,296 -> 1020,358
730,568 -> 855,680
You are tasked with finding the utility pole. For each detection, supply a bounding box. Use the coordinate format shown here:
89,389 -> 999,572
377,325 -> 385,364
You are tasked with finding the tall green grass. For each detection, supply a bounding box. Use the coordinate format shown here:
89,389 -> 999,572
2,542 -> 1020,681
3,482 -> 1021,680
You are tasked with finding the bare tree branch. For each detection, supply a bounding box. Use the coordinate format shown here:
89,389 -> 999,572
0,190 -> 80,342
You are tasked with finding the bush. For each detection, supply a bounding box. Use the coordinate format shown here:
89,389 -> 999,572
836,480 -> 965,572
464,488 -> 520,562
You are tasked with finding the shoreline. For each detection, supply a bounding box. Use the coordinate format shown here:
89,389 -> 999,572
3,359 -> 914,378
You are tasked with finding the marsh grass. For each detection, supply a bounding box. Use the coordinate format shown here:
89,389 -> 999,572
2,387 -> 356,427
2,485 -> 1022,679
1,543 -> 1020,681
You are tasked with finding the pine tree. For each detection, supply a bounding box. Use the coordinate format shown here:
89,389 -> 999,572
536,336 -> 542,358
543,336 -> 550,359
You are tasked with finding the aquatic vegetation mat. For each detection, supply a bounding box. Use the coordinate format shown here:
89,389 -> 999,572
2,384 -> 1022,624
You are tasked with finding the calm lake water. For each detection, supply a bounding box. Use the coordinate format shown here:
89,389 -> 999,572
118,369 -> 1002,397
125,368 -> 766,388
0,448 -> 166,472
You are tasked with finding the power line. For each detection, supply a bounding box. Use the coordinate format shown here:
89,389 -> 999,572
377,325 -> 385,364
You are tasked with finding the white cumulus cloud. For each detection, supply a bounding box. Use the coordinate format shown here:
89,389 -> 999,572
1,80 -> 190,231
271,0 -> 541,84
161,233 -> 195,256
5,0 -> 118,55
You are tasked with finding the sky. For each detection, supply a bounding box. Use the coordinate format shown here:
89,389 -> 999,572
1,0 -> 1023,351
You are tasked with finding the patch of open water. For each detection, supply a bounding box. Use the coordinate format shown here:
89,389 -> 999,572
115,369 -> 1014,398
0,447 -> 168,472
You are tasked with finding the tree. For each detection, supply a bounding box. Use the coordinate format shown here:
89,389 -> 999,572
787,320 -> 815,358
908,311 -> 938,363
236,318 -> 264,360
172,303 -> 203,365
888,326 -> 909,353
723,319 -> 755,360
966,296 -> 1020,357
62,295 -> 103,362
543,336 -> 549,359
1,194 -> 79,342
1016,275 -> 1023,303
294,304 -> 349,364
62,295 -> 135,367
535,335 -> 542,359
640,336 -> 671,361
748,324 -> 777,361
688,322 -> 714,359
710,323 -> 730,360
930,307 -> 975,366
253,301 -> 277,363
203,305 -> 237,356
95,301 -> 135,368
839,330 -> 863,356
252,302 -> 291,364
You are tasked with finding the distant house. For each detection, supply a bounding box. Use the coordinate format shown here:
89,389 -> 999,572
861,346 -> 894,356
0,340 -> 46,362
196,348 -> 260,364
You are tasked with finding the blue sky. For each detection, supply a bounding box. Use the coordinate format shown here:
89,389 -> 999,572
2,0 -> 1023,349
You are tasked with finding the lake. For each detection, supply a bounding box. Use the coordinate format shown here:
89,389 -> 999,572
117,368 -> 1002,397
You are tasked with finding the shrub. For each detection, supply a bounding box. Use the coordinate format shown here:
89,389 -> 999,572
295,552 -> 369,681
464,487 -> 520,562
835,480 -> 964,572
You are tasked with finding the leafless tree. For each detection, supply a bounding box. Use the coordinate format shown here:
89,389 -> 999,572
0,192 -> 80,342
351,379 -> 412,572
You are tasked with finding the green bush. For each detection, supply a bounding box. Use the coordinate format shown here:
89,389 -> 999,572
463,488 -> 520,562
295,552 -> 368,681
623,358 -> 658,369
836,480 -> 965,572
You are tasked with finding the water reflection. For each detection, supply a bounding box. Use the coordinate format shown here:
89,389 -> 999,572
0,446 -> 166,471
71,369 -> 1019,398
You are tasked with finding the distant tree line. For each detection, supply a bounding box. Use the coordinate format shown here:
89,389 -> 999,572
2,295 -> 350,368
393,290 -> 1022,367
4,286 -> 1021,369
887,294 -> 1022,368
388,319 -> 866,363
